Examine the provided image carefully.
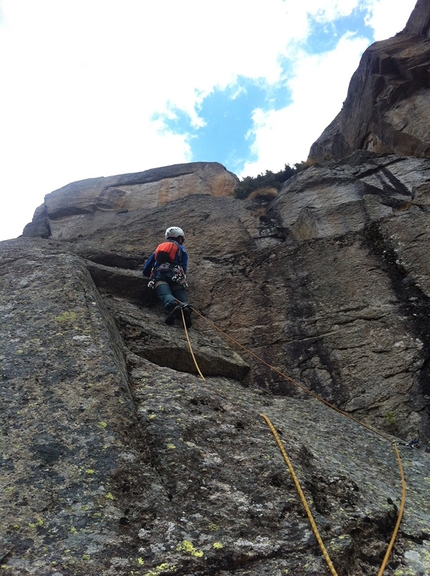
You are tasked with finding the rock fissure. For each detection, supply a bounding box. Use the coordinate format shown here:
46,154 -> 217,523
363,222 -> 430,406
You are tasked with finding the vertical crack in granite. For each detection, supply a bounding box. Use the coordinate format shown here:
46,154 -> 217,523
363,221 -> 430,437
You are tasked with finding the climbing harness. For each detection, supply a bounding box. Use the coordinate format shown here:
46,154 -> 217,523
148,263 -> 188,290
177,305 -> 407,576
171,265 -> 188,288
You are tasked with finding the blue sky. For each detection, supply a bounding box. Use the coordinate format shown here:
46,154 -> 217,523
158,8 -> 375,174
155,79 -> 287,174
0,0 -> 417,240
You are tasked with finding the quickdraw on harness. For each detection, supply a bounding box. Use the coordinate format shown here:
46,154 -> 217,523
147,240 -> 188,289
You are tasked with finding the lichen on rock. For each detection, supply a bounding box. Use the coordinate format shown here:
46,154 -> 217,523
3,5 -> 430,569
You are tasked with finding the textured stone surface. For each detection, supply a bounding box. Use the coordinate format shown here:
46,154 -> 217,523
0,240 -> 143,574
268,153 -> 430,240
5,3 -> 429,571
309,0 -> 430,163
3,148 -> 430,574
23,162 -> 239,241
17,154 -> 430,445
5,7 -> 430,576
404,0 -> 430,35
1,237 -> 429,576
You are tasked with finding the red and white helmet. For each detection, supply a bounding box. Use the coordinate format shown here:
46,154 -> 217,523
165,226 -> 185,240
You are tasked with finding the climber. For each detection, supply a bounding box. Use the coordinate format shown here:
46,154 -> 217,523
143,226 -> 192,328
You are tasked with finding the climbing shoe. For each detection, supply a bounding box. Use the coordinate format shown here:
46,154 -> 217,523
183,306 -> 192,328
165,305 -> 181,325
165,304 -> 192,327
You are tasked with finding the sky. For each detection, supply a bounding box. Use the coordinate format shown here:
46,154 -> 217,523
0,0 -> 417,240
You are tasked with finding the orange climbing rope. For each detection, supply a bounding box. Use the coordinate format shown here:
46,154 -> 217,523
260,413 -> 339,576
182,306 -> 407,575
377,441 -> 407,576
179,308 -> 205,381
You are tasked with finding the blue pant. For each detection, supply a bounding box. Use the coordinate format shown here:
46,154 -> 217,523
154,272 -> 188,312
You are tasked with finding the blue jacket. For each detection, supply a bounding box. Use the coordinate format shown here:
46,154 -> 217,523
142,242 -> 188,277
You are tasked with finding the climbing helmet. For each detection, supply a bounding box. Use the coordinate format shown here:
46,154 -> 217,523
165,226 -> 185,240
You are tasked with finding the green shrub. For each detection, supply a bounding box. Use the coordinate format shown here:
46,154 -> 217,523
234,164 -> 297,199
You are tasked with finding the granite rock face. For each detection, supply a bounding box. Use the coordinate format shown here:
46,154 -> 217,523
4,3 -> 430,569
23,162 -> 239,241
2,152 -> 430,575
309,0 -> 430,163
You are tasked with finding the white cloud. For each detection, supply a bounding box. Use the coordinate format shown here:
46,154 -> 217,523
0,0 -> 421,239
241,0 -> 418,176
293,0 -> 360,22
241,32 -> 370,175
365,0 -> 417,40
